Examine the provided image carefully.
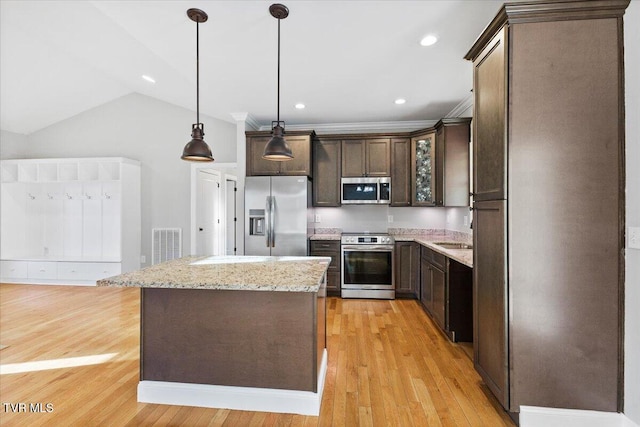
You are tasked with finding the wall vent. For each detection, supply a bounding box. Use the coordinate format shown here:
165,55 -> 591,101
152,228 -> 182,265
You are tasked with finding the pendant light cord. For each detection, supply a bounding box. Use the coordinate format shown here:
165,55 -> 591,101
196,20 -> 200,126
277,17 -> 280,125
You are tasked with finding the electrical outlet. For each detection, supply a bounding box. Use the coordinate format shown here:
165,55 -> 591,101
140,255 -> 146,263
388,215 -> 394,223
314,214 -> 321,223
630,227 -> 640,249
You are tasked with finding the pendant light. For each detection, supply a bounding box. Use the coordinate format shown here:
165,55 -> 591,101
181,8 -> 214,162
263,4 -> 293,161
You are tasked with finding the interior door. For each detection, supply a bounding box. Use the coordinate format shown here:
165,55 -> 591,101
196,170 -> 221,256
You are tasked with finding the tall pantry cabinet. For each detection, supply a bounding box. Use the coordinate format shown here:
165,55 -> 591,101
0,158 -> 141,285
465,0 -> 629,415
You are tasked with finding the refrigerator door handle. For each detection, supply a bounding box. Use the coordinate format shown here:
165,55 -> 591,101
270,196 -> 276,247
265,196 -> 271,247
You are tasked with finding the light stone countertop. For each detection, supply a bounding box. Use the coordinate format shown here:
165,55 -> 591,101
393,235 -> 473,268
96,255 -> 331,292
309,234 -> 342,241
309,231 -> 473,267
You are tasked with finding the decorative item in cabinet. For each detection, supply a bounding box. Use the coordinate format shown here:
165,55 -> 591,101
411,132 -> 436,206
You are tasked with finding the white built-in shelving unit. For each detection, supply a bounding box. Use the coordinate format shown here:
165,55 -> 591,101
0,157 -> 141,285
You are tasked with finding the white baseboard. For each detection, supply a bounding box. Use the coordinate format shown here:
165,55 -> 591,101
138,348 -> 328,416
520,406 -> 640,427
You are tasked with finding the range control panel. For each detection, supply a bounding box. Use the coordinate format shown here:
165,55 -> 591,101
341,234 -> 394,245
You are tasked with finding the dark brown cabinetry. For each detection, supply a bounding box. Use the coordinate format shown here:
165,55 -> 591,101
341,139 -> 390,177
420,246 -> 472,343
420,246 -> 446,330
309,240 -> 341,296
465,0 -> 628,414
312,138 -> 341,207
246,131 -> 314,177
434,118 -> 471,207
390,138 -> 411,206
394,242 -> 419,298
410,120 -> 470,207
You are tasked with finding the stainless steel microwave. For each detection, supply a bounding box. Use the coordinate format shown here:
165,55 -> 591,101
341,177 -> 391,205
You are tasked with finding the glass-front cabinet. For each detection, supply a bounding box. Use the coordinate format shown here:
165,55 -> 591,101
411,132 -> 437,206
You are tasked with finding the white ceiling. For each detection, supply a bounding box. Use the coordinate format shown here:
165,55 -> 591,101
0,0 -> 513,135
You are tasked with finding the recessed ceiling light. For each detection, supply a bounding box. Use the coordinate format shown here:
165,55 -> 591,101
295,103 -> 305,109
142,75 -> 156,84
419,35 -> 438,47
395,98 -> 406,105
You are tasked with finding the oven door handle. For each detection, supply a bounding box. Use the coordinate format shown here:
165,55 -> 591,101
342,245 -> 394,252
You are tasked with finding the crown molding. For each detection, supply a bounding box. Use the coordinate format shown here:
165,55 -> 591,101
257,120 -> 437,134
446,94 -> 474,118
229,113 -> 260,130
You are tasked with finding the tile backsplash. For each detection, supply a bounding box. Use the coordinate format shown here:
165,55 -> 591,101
313,206 -> 471,234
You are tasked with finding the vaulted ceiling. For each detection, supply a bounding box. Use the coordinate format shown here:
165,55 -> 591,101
0,0 -> 513,135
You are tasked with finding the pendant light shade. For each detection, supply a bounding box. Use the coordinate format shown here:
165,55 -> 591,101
181,8 -> 214,162
263,4 -> 293,161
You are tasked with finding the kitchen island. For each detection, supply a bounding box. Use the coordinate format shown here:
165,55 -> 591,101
97,255 -> 330,415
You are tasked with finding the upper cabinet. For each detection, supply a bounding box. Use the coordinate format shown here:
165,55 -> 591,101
312,138 -> 341,207
435,118 -> 472,207
390,138 -> 411,206
472,27 -> 507,202
341,138 -> 390,177
410,120 -> 470,207
246,131 -> 315,177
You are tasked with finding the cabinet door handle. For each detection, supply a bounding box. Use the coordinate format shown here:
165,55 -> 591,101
473,206 -> 500,211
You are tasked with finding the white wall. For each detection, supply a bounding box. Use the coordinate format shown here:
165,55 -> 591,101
19,93 -> 236,265
0,130 -> 28,159
624,0 -> 640,422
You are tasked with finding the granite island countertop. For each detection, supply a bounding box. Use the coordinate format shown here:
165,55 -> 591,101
97,255 -> 331,292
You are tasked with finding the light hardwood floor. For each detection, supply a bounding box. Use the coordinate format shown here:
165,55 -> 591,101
0,284 -> 514,426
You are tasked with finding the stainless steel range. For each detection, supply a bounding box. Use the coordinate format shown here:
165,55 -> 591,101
341,233 -> 395,299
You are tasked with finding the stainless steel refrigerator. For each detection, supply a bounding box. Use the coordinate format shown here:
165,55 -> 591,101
244,176 -> 312,256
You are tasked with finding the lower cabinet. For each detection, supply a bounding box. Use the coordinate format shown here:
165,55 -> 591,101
0,259 -> 121,285
419,246 -> 472,342
309,240 -> 341,296
394,242 -> 419,298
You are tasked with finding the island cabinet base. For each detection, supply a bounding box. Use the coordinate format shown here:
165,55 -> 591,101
139,287 -> 327,415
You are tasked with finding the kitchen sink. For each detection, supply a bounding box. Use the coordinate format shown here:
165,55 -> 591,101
433,242 -> 473,250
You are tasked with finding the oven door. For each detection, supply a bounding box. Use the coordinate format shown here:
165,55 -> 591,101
341,245 -> 394,290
